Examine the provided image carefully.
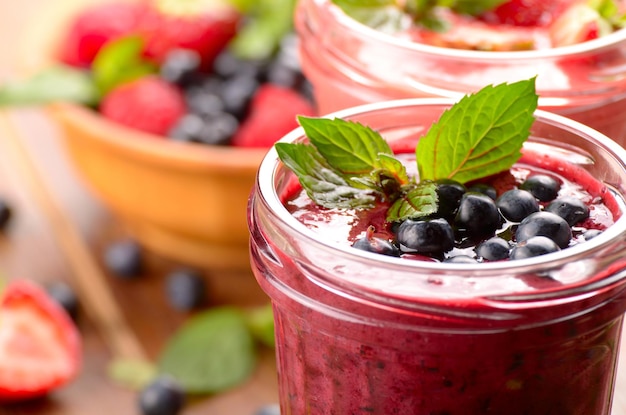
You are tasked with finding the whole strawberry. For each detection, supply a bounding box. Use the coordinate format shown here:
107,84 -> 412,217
100,76 -> 186,136
231,84 -> 316,148
480,0 -> 570,27
139,0 -> 241,69
59,1 -> 148,68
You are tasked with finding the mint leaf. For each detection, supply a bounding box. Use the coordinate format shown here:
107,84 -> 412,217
275,142 -> 380,208
107,358 -> 158,391
331,0 -> 409,32
92,36 -> 157,95
387,182 -> 438,222
416,78 -> 538,184
0,65 -> 99,107
244,303 -> 275,348
157,307 -> 256,394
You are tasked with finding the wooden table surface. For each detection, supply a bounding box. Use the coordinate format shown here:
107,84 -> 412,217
1,1 -> 626,414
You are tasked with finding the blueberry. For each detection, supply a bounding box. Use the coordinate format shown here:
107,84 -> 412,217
496,189 -> 539,223
254,404 -> 281,415
454,192 -> 501,239
583,229 -> 602,240
519,174 -> 561,202
467,183 -> 497,200
103,239 -> 143,278
545,196 -> 590,226
444,255 -> 478,263
0,198 -> 12,231
212,50 -> 267,81
169,112 -> 238,145
434,179 -> 466,219
475,237 -> 510,261
138,376 -> 185,415
266,59 -> 305,89
352,235 -> 400,257
184,91 -> 224,118
510,236 -> 561,260
160,49 -> 202,87
515,211 -> 572,249
165,269 -> 206,311
46,281 -> 79,321
220,75 -> 260,120
396,218 -> 455,254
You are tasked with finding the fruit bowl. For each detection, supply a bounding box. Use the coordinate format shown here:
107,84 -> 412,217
19,0 -> 274,270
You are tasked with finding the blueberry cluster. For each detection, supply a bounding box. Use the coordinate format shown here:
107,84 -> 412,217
353,174 -> 599,262
160,34 -> 313,145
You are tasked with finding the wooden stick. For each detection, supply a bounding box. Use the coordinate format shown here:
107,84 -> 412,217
0,110 -> 146,361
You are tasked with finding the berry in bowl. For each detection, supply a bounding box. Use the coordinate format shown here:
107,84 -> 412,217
14,0 -> 315,269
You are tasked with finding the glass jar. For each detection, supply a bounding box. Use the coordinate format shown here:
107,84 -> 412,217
296,0 -> 626,145
248,99 -> 626,415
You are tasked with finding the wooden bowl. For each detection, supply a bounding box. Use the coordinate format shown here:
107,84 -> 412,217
20,0 -> 267,269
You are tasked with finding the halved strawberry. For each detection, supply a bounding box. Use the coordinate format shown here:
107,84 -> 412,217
59,1 -> 149,68
138,0 -> 241,69
0,280 -> 81,401
231,84 -> 316,148
549,3 -> 611,47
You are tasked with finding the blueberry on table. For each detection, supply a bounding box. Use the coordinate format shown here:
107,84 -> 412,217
138,375 -> 185,415
510,236 -> 561,260
165,269 -> 206,311
476,237 -> 511,261
496,189 -> 539,223
396,218 -> 455,255
434,179 -> 466,219
545,196 -> 590,226
454,192 -> 501,239
515,211 -> 572,249
103,239 -> 143,278
519,174 -> 561,202
46,281 -> 79,321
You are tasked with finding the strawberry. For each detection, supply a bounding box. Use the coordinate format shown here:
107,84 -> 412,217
59,1 -> 148,68
549,3 -> 610,47
138,0 -> 241,69
231,84 -> 316,148
480,0 -> 571,27
100,76 -> 186,136
0,280 -> 81,401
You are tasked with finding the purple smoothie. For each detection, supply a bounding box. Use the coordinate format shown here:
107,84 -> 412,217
248,101 -> 626,415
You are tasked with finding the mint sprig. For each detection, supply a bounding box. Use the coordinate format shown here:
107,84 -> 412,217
276,78 -> 538,222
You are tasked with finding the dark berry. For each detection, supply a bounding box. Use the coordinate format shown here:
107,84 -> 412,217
353,235 -> 400,257
396,218 -> 455,254
434,179 -> 466,219
0,199 -> 12,231
46,281 -> 79,321
212,50 -> 266,81
454,192 -> 501,239
545,196 -> 590,226
266,60 -> 305,89
515,211 -> 572,249
467,183 -> 497,200
475,237 -> 510,261
138,376 -> 185,415
169,112 -> 238,145
444,255 -> 478,263
254,404 -> 281,415
165,269 -> 206,311
184,91 -> 224,117
583,229 -> 602,240
510,236 -> 561,260
496,189 -> 539,223
160,49 -> 202,87
220,75 -> 260,120
103,239 -> 143,278
519,174 -> 561,202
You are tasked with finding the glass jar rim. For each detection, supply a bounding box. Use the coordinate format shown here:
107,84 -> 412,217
314,0 -> 626,61
257,98 -> 626,282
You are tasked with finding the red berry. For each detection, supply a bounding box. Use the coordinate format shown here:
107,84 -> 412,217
59,2 -> 148,68
100,76 -> 186,136
0,280 -> 81,401
138,2 -> 240,69
231,84 -> 316,148
481,0 -> 570,27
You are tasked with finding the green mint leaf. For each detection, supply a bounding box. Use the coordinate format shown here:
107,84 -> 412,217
107,358 -> 158,391
331,0 -> 410,32
92,36 -> 157,95
387,182 -> 438,222
0,65 -> 99,107
244,303 -> 275,348
416,78 -> 538,184
451,0 -> 508,15
157,307 -> 256,394
275,142 -> 380,208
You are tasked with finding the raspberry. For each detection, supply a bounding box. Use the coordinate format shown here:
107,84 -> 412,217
59,2 -> 147,68
231,84 -> 316,148
100,76 -> 186,136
